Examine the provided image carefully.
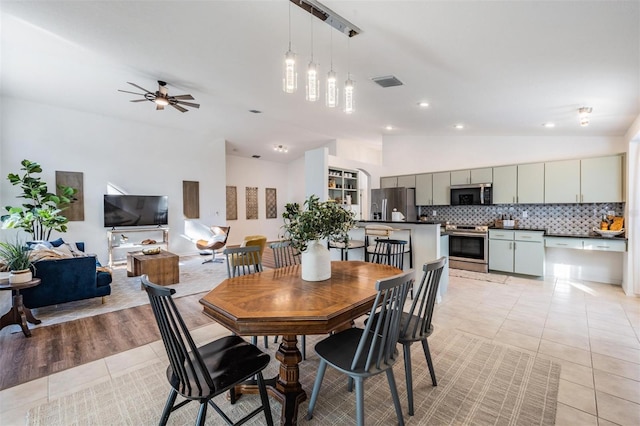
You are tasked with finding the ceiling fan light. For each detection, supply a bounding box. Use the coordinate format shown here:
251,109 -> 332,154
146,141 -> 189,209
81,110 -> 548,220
155,97 -> 169,106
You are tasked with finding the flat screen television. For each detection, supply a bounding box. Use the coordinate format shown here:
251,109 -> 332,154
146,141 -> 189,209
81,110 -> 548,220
103,195 -> 168,228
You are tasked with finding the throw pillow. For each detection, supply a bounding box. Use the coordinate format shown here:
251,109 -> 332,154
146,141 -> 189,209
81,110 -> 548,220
49,238 -> 65,247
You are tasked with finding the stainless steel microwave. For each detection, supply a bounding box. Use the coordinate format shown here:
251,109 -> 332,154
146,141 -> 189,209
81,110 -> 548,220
450,183 -> 492,205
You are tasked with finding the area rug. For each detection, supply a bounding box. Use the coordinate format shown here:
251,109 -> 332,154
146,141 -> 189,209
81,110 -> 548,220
19,255 -> 230,328
27,330 -> 560,425
449,268 -> 509,284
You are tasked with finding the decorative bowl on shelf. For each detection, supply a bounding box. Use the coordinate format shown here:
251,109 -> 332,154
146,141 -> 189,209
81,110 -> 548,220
592,227 -> 624,238
142,247 -> 161,255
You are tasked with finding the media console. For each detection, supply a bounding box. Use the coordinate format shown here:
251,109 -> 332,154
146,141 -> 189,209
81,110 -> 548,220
107,227 -> 169,267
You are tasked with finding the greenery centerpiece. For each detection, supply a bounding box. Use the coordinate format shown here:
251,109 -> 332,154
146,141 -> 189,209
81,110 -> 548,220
282,195 -> 356,281
1,159 -> 77,241
0,237 -> 34,283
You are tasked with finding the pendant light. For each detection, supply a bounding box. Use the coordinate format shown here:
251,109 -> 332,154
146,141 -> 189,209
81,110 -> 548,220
306,7 -> 319,102
283,1 -> 297,94
326,28 -> 338,108
344,37 -> 354,114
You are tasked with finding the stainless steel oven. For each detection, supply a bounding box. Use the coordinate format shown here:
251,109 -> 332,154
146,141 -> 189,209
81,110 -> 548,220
446,224 -> 489,273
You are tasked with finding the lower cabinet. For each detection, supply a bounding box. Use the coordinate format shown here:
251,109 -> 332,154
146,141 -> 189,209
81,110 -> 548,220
489,230 -> 544,276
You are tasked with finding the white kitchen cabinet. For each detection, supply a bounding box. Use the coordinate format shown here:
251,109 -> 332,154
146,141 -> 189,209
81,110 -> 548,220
581,155 -> 624,203
397,174 -> 416,188
432,172 -> 451,205
415,173 -> 433,205
471,168 -> 493,183
451,168 -> 493,185
517,162 -> 544,204
450,170 -> 470,185
489,230 -> 544,276
493,165 -> 517,204
546,236 -> 626,252
545,159 -> 580,203
380,176 -> 397,188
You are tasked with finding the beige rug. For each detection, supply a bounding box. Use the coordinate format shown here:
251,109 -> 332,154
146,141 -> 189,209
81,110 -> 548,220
449,268 -> 509,284
27,330 -> 560,425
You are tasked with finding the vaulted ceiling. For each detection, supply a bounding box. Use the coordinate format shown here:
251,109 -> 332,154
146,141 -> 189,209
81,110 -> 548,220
2,1 -> 638,162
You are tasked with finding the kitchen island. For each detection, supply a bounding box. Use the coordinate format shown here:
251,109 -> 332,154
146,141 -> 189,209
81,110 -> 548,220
330,221 -> 449,300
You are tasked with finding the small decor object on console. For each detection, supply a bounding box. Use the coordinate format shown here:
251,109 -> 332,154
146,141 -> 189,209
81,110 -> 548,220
141,239 -> 157,245
142,247 -> 161,255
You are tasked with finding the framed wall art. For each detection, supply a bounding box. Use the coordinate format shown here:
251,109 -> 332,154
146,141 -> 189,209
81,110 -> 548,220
226,186 -> 238,220
265,188 -> 277,219
246,186 -> 258,220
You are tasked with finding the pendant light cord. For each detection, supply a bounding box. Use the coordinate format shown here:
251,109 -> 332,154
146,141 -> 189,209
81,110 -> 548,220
288,1 -> 292,51
310,6 -> 314,61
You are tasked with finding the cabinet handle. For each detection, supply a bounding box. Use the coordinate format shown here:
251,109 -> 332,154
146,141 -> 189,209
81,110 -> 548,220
576,194 -> 578,202
513,196 -> 515,203
581,194 -> 584,203
513,242 -> 516,249
596,245 -> 609,249
556,243 -> 568,246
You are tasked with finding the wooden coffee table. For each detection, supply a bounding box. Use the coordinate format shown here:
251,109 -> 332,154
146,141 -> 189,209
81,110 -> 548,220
0,278 -> 42,337
127,250 -> 179,286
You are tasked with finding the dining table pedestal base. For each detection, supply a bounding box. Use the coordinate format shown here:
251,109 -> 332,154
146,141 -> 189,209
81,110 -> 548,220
233,334 -> 306,425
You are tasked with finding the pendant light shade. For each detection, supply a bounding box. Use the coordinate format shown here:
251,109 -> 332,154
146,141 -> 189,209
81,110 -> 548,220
306,61 -> 320,102
306,7 -> 319,102
344,76 -> 354,113
283,1 -> 297,94
326,70 -> 338,107
283,50 -> 297,93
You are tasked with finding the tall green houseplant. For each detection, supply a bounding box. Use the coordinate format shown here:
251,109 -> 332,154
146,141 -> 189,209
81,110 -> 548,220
1,159 -> 77,241
282,194 -> 356,253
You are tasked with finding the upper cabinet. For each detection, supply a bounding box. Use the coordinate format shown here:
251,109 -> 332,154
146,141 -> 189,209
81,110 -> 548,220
433,172 -> 451,205
415,173 -> 433,205
380,176 -> 397,188
581,155 -> 624,203
450,168 -> 493,185
397,175 -> 416,188
492,165 -> 517,204
545,159 -> 581,203
544,155 -> 623,203
518,162 -> 545,204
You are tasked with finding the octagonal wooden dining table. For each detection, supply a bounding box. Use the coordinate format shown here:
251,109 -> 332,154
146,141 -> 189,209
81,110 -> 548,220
199,260 -> 403,426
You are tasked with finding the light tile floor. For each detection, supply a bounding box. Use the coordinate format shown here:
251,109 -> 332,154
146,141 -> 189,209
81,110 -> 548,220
1,272 -> 639,425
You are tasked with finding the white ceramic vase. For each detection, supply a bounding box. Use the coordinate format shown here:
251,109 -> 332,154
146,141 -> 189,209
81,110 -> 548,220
9,269 -> 33,284
301,240 -> 331,281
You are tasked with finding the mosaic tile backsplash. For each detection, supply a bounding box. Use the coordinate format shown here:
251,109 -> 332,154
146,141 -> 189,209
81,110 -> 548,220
418,203 -> 625,235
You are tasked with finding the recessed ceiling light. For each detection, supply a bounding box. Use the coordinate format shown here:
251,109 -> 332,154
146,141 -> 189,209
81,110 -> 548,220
417,101 -> 429,108
385,125 -> 394,130
542,122 -> 555,128
454,124 -> 464,129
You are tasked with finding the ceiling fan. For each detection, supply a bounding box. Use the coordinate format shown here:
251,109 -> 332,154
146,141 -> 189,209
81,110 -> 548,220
118,80 -> 200,112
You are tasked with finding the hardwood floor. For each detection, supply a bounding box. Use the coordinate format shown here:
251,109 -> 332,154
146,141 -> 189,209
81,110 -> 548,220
0,245 -> 278,391
0,292 -> 214,391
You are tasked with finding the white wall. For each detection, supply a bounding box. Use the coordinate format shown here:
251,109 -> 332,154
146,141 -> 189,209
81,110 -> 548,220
1,98 -> 226,263
382,135 -> 627,175
225,154 -> 293,245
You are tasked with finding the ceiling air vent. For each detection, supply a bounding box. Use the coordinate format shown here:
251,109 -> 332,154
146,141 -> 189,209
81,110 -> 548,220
371,75 -> 403,88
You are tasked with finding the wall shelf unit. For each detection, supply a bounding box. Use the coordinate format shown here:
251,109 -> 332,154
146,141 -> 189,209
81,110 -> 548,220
107,227 -> 169,267
328,167 -> 359,206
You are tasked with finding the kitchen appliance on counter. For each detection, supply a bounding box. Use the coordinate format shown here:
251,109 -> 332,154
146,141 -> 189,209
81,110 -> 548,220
446,223 -> 489,273
450,183 -> 492,205
370,187 -> 417,222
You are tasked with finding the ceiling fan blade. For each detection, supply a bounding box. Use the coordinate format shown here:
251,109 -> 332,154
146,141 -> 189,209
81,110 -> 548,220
156,104 -> 165,111
172,94 -> 194,100
130,99 -> 148,102
127,82 -> 153,94
118,89 -> 145,96
171,104 -> 188,113
176,101 -> 200,108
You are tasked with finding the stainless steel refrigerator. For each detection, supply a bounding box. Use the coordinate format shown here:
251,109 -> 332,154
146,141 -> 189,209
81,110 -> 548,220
370,187 -> 417,222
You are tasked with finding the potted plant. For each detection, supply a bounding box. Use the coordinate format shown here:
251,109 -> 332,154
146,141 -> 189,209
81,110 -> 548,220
282,194 -> 356,281
1,159 -> 77,241
0,237 -> 34,284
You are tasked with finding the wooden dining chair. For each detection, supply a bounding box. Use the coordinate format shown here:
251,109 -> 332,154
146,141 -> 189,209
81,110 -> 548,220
141,275 -> 274,426
306,270 -> 414,426
223,245 -> 269,348
368,256 -> 446,416
269,240 -> 307,360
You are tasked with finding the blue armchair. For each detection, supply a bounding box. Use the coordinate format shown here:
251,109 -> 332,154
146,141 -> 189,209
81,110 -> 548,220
22,241 -> 112,309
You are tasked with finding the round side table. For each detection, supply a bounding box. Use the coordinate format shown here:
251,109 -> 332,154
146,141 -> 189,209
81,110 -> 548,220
0,278 -> 42,337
